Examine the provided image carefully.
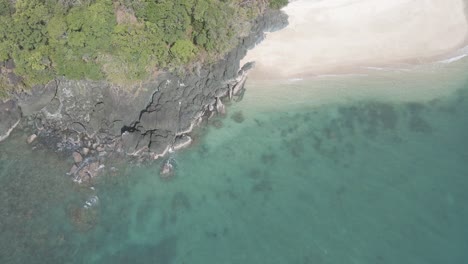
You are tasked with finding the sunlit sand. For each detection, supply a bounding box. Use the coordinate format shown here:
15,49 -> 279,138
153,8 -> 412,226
242,0 -> 468,80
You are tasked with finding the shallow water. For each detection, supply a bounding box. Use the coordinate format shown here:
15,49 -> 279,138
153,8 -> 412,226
1,61 -> 468,263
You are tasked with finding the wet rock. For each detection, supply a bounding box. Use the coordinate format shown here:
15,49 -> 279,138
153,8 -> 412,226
34,118 -> 44,130
69,164 -> 78,175
74,162 -> 102,184
160,159 -> 174,179
27,134 -> 37,144
87,162 -> 100,178
231,73 -> 248,96
72,151 -> 83,164
173,135 -> 192,150
216,97 -> 226,115
83,195 -> 99,209
82,147 -> 90,156
150,131 -> 173,158
77,169 -> 90,183
239,61 -> 255,74
96,146 -> 105,152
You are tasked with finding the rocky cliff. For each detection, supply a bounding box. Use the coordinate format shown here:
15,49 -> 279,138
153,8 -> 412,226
0,10 -> 288,180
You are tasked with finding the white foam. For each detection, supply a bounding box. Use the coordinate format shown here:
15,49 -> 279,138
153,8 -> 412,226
438,54 -> 468,64
361,66 -> 412,72
288,78 -> 304,82
83,195 -> 99,209
315,73 -> 368,78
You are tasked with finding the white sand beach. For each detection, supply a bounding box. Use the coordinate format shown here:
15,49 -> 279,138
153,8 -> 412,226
242,0 -> 468,80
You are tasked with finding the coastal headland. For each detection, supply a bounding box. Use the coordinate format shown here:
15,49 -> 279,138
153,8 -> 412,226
0,7 -> 288,182
2,0 -> 468,180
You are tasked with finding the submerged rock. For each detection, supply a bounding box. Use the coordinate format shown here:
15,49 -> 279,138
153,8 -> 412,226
160,158 -> 175,179
73,161 -> 103,184
26,134 -> 37,144
83,195 -> 99,209
69,205 -> 98,232
231,111 -> 245,123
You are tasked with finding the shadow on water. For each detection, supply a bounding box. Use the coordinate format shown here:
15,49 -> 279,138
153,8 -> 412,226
100,236 -> 177,264
169,191 -> 191,224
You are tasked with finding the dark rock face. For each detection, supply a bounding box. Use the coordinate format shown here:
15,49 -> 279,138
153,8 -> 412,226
0,10 -> 288,162
36,78 -> 156,139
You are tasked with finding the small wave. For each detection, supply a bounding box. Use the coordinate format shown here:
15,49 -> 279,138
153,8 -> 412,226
83,195 -> 99,209
288,78 -> 304,82
315,73 -> 368,78
361,66 -> 411,72
362,66 -> 386,71
437,54 -> 468,64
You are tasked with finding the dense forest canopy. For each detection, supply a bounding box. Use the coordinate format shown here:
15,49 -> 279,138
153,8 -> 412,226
0,0 -> 287,91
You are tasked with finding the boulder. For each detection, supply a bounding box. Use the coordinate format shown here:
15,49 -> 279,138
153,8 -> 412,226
216,97 -> 226,115
122,132 -> 140,154
160,159 -> 174,179
82,147 -> 90,156
27,134 -> 37,144
69,165 -> 78,175
72,151 -> 83,164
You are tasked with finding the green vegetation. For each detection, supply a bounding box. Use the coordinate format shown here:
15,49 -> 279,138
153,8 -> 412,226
0,74 -> 21,100
0,0 -> 286,89
269,0 -> 288,9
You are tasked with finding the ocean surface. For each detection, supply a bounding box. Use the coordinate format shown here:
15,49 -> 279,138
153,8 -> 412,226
1,59 -> 468,263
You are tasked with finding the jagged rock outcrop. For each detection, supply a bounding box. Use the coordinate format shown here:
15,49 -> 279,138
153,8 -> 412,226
0,10 -> 288,166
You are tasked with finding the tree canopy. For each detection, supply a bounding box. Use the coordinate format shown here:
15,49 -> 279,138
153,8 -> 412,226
0,0 -> 288,88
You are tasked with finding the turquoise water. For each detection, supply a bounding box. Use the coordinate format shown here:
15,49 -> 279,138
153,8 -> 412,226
1,65 -> 468,263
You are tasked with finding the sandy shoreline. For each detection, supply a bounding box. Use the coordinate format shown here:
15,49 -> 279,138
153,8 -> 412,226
233,58 -> 468,114
242,0 -> 468,80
